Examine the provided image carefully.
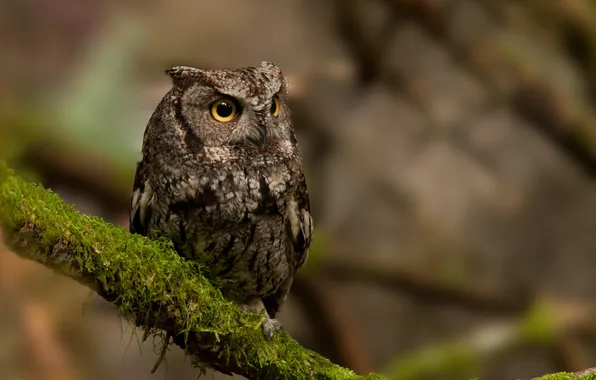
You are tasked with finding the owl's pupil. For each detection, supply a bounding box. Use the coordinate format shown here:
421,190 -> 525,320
270,100 -> 276,114
217,102 -> 233,117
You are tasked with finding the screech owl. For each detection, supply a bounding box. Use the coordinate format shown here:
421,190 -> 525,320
129,61 -> 313,339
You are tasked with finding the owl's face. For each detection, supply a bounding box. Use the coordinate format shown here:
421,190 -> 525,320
167,61 -> 292,150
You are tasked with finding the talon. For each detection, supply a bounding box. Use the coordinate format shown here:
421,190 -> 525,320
240,296 -> 283,339
262,317 -> 282,340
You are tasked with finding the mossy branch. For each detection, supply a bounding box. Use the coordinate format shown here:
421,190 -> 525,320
0,161 -> 380,380
0,160 -> 594,380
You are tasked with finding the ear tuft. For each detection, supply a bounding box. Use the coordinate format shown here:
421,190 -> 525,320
165,66 -> 203,88
260,61 -> 279,72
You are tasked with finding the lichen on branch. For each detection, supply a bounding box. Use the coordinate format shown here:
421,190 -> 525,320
0,160 -> 593,380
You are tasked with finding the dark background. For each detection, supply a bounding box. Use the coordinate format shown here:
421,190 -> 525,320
2,1 -> 596,379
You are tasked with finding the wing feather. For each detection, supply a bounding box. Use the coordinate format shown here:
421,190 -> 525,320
129,160 -> 153,236
286,172 -> 313,270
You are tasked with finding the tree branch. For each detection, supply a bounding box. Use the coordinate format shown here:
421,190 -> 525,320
0,160 -> 592,380
0,161 -> 381,380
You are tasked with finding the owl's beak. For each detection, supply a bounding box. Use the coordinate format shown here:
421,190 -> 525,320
249,126 -> 269,149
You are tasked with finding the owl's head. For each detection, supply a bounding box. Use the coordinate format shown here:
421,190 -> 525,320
165,61 -> 294,151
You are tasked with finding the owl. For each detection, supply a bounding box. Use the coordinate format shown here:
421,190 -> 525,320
129,61 -> 313,339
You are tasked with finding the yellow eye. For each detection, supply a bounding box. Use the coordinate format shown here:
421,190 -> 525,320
210,98 -> 238,122
270,96 -> 280,117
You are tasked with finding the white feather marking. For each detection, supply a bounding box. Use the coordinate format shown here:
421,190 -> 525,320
139,183 -> 154,227
286,199 -> 300,240
130,189 -> 141,222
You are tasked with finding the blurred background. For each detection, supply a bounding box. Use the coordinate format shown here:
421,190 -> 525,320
2,1 -> 596,379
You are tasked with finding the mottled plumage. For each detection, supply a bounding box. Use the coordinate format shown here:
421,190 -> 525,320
129,61 -> 313,338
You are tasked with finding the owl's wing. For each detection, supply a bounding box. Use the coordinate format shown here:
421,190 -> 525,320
290,172 -> 313,270
129,159 -> 154,236
262,171 -> 313,319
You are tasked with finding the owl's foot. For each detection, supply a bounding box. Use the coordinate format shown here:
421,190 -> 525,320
261,316 -> 282,340
241,295 -> 283,340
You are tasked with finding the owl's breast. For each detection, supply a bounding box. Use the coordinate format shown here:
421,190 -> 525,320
164,152 -> 297,226
203,215 -> 291,298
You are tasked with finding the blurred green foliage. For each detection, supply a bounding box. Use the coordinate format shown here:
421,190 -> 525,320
49,14 -> 148,170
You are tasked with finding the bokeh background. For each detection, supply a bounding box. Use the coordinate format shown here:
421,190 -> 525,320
2,1 -> 596,379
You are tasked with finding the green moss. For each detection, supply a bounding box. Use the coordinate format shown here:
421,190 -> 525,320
535,373 -> 596,380
0,161 -> 369,380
